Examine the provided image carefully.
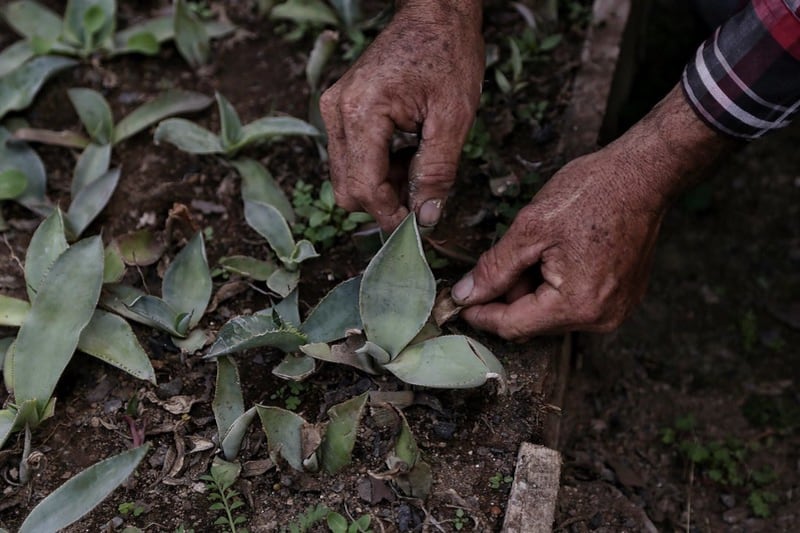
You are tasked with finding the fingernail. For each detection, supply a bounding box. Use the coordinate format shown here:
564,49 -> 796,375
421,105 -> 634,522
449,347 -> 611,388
418,199 -> 443,227
452,272 -> 474,303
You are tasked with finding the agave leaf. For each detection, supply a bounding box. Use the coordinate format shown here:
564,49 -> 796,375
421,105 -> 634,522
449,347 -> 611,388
18,444 -> 150,533
1,1 -> 63,41
272,353 -> 315,381
100,284 -> 158,327
288,240 -> 319,266
300,338 -> 377,374
113,90 -> 212,144
233,116 -> 319,153
382,335 -> 505,389
300,275 -> 362,343
154,118 -> 223,154
306,30 -> 339,93
360,214 -> 435,358
65,167 -> 120,239
62,0 -> 116,51
270,0 -> 339,26
11,127 -> 90,149
72,143 -> 111,196
77,310 -> 156,383
220,406 -> 257,460
13,237 -> 104,409
113,229 -> 166,266
119,31 -> 159,55
213,356 -> 245,450
115,16 -> 174,45
256,405 -> 306,471
320,392 -> 367,474
231,158 -> 294,222
0,127 -> 49,213
396,460 -> 432,500
0,56 -> 77,120
0,399 -> 42,450
208,457 -> 241,492
244,200 -> 295,260
329,0 -> 360,32
0,294 -> 30,327
24,209 -> 68,300
206,314 -> 306,357
388,408 -> 419,468
267,268 -> 299,298
216,92 -> 243,148
102,244 -> 125,284
219,255 -> 276,281
174,0 -> 209,68
0,169 -> 27,200
0,409 -> 15,450
171,327 -> 209,353
67,88 -> 114,144
0,337 -> 13,369
163,232 -> 212,329
0,40 -> 35,78
274,289 -> 300,328
122,294 -> 187,336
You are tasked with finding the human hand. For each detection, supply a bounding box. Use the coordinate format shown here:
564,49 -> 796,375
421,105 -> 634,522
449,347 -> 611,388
320,0 -> 484,232
450,85 -> 734,340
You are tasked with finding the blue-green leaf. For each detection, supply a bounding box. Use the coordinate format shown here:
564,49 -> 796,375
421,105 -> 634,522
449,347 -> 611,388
382,335 -> 506,389
213,356 -> 244,454
0,40 -> 35,78
126,294 -> 188,337
1,1 -> 63,41
13,237 -> 104,410
216,92 -> 243,148
113,89 -> 213,144
0,126 -> 49,214
18,444 -> 150,533
256,405 -> 306,471
274,289 -> 300,328
174,0 -> 209,68
65,167 -> 120,239
231,158 -> 294,222
0,56 -> 78,119
0,169 -> 27,200
300,275 -> 362,343
218,255 -> 277,281
270,0 -> 339,26
267,268 -> 299,298
77,310 -> 156,383
233,116 -> 319,154
68,88 -> 114,145
244,200 -> 295,260
0,294 -> 30,327
220,406 -> 257,461
272,353 -> 315,381
360,214 -> 434,358
72,143 -> 111,197
206,314 -> 306,357
62,0 -> 116,51
320,392 -> 367,474
154,118 -> 223,154
162,232 -> 211,329
24,209 -> 68,300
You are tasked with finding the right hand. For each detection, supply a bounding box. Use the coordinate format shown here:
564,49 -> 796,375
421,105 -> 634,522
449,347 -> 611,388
320,1 -> 485,232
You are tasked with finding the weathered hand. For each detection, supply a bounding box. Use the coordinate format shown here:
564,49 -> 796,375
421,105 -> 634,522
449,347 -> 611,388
320,0 -> 484,232
451,85 -> 734,340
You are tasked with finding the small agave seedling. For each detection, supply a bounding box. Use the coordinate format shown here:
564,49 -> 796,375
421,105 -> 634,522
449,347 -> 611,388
0,0 -> 234,61
154,91 -> 320,158
8,88 -> 212,238
0,126 -> 51,229
102,231 -> 213,353
302,214 -> 507,389
0,210 -> 155,453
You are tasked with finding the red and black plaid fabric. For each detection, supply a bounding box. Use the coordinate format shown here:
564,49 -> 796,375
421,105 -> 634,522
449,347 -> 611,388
682,0 -> 800,139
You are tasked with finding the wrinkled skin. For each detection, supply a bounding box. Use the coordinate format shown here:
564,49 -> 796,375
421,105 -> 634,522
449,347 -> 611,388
322,2 -> 734,340
320,1 -> 484,231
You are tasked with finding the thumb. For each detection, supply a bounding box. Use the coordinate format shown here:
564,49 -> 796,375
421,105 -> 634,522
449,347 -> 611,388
452,228 -> 544,305
409,107 -> 474,227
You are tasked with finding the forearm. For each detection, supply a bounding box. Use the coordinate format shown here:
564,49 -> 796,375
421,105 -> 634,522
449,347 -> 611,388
394,0 -> 482,27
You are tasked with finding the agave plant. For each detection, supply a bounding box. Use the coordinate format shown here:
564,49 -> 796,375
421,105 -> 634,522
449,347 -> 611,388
0,210 -> 155,453
206,214 -> 506,390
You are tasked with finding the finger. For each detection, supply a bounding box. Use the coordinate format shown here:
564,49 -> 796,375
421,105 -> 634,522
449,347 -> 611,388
451,221 -> 545,305
341,100 -> 408,231
409,103 -> 474,226
461,283 -> 570,340
319,87 -> 360,212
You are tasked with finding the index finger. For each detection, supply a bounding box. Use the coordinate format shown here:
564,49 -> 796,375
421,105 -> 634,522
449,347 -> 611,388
460,283 -> 572,340
341,104 -> 408,232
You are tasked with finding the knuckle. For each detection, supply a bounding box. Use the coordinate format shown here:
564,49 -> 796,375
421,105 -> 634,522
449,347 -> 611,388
319,88 -> 339,119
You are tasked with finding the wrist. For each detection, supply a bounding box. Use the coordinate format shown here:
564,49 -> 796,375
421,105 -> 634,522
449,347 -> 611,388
395,0 -> 482,29
608,84 -> 737,210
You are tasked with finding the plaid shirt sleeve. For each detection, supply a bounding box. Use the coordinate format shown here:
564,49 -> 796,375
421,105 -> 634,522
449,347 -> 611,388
682,0 -> 800,139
